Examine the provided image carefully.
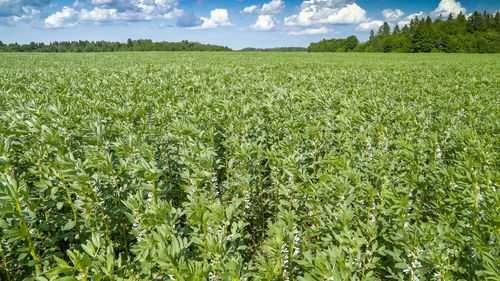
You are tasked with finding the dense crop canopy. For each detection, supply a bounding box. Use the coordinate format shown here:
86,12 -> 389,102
0,52 -> 499,280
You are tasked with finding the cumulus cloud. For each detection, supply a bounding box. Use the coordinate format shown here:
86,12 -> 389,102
431,0 -> 466,17
261,0 -> 285,15
284,1 -> 367,26
45,0 -> 183,27
356,20 -> 384,31
240,0 -> 284,15
250,15 -> 276,30
189,8 -> 232,30
288,26 -> 330,35
382,9 -> 404,21
241,5 -> 258,14
45,6 -> 79,28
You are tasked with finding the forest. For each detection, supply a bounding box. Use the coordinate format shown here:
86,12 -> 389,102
0,39 -> 231,52
309,11 -> 500,53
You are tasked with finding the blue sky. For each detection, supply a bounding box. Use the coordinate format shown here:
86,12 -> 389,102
0,0 -> 498,49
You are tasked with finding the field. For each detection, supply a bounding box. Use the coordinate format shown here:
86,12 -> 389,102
0,52 -> 498,280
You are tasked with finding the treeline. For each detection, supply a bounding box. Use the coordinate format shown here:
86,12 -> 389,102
309,11 -> 500,53
239,47 -> 307,52
0,39 -> 231,52
308,36 -> 359,52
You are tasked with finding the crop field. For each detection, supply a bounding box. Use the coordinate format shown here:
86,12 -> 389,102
0,52 -> 498,280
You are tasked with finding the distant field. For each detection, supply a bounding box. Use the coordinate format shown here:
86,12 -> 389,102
0,52 -> 498,280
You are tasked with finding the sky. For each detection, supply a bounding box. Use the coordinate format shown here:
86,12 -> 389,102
0,0 -> 498,49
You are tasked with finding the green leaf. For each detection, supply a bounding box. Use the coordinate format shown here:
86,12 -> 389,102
54,256 -> 70,267
54,277 -> 78,281
63,220 -> 76,231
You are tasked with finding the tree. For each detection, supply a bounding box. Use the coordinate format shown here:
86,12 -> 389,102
378,22 -> 391,35
345,35 -> 359,51
467,11 -> 486,33
393,25 -> 401,35
411,25 -> 436,52
337,10 -> 499,54
494,12 -> 500,30
383,37 -> 396,53
425,16 -> 433,26
456,11 -> 467,33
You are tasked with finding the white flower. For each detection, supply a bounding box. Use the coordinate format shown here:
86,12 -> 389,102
477,192 -> 483,202
225,233 -> 234,242
404,221 -> 410,229
208,272 -> 221,281
369,213 -> 377,223
436,147 -> 442,159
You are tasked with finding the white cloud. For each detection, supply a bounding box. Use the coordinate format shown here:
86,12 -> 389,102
241,0 -> 285,15
397,11 -> 424,27
250,14 -> 276,30
284,1 -> 367,26
241,5 -> 258,14
382,9 -> 404,21
261,0 -> 285,15
79,7 -> 125,22
189,8 -> 232,29
288,26 -> 330,35
45,0 -> 182,27
90,0 -> 114,5
356,20 -> 384,31
45,6 -> 79,28
431,0 -> 466,17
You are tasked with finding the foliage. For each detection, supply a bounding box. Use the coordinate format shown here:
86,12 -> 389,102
308,11 -> 499,53
0,52 -> 499,280
0,39 -> 231,52
307,36 -> 359,52
355,11 -> 500,53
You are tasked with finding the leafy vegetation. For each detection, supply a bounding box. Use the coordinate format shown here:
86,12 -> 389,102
0,52 -> 498,280
307,36 -> 359,52
0,39 -> 231,52
308,11 -> 500,53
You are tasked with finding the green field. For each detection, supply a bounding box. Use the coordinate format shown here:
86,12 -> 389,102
0,52 -> 499,280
